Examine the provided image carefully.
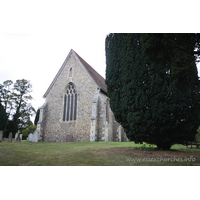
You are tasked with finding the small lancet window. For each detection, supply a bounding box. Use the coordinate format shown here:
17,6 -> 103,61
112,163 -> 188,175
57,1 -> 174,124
63,83 -> 77,121
69,68 -> 72,77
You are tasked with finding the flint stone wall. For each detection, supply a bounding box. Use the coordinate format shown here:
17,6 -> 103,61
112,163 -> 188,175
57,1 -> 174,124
38,52 -> 127,142
92,92 -> 127,142
39,53 -> 98,142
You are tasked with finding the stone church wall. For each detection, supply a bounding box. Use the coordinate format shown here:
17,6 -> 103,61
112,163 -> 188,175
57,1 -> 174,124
90,92 -> 127,142
39,53 -> 98,142
38,51 -> 128,142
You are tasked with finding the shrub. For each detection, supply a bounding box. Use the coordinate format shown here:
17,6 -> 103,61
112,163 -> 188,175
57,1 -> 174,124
22,125 -> 37,140
22,129 -> 29,139
196,126 -> 200,142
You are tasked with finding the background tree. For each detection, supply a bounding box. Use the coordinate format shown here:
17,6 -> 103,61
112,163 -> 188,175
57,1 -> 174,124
0,79 -> 36,136
34,108 -> 40,125
12,79 -> 36,133
106,33 -> 200,150
5,120 -> 18,138
0,80 -> 14,119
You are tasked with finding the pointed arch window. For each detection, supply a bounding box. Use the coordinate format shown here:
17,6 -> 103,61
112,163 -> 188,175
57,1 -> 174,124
63,83 -> 78,121
69,68 -> 72,77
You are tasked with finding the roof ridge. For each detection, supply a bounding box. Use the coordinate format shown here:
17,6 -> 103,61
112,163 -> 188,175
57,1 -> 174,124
72,50 -> 107,93
43,49 -> 107,98
72,49 -> 105,81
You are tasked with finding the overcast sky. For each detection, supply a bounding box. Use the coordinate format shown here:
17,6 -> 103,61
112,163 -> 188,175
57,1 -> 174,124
0,33 -> 108,116
1,32 -> 200,122
1,0 -> 200,123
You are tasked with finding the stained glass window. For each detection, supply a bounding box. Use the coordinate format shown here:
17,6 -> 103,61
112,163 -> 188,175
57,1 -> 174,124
74,94 -> 77,120
67,95 -> 70,121
70,94 -> 74,121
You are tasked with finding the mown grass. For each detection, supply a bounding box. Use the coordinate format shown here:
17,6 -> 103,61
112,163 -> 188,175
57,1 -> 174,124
0,140 -> 200,166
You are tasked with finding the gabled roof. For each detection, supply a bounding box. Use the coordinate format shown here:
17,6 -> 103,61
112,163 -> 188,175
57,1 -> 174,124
43,49 -> 107,98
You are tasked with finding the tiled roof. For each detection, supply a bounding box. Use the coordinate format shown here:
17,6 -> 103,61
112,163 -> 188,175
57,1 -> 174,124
73,50 -> 107,93
43,49 -> 107,98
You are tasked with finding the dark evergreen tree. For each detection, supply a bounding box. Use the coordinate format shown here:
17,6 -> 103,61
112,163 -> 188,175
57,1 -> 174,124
0,100 -> 8,133
34,109 -> 40,125
5,120 -> 18,138
106,33 -> 200,150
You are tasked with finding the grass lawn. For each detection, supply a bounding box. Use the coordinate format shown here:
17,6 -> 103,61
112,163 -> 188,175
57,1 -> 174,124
0,140 -> 200,166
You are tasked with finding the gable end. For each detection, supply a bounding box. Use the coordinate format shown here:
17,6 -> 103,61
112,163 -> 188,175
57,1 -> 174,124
43,49 -> 107,98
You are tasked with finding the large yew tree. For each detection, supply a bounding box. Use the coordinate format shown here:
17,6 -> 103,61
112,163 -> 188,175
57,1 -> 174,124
105,33 -> 200,150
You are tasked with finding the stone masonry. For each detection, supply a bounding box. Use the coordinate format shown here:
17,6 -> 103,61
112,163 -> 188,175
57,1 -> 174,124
37,49 -> 127,142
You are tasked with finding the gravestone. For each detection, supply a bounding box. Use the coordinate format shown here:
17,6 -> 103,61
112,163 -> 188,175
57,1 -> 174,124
8,132 -> 12,142
32,130 -> 39,142
0,130 -> 3,142
90,134 -> 95,142
15,133 -> 18,140
20,134 -> 22,140
15,134 -> 21,142
32,131 -> 36,142
66,134 -> 73,142
28,133 -> 33,142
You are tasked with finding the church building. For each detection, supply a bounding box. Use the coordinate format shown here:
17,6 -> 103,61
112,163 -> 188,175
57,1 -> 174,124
37,49 -> 127,142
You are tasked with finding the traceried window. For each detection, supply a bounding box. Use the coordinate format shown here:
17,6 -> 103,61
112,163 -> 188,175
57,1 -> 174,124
63,83 -> 77,121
